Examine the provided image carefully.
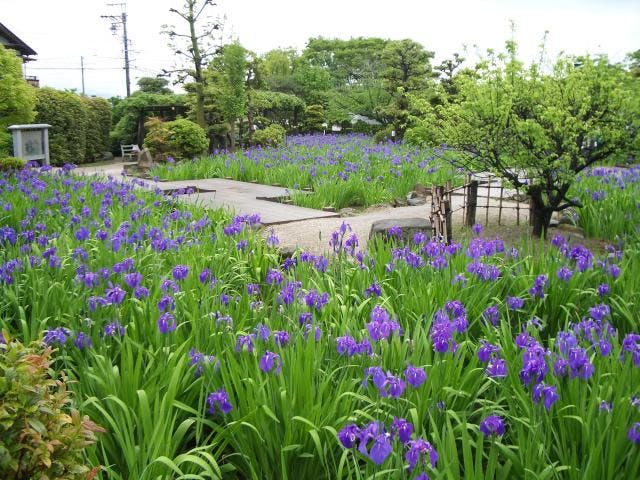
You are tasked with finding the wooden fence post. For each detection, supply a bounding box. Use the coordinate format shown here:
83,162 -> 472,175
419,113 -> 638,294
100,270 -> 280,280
465,180 -> 478,227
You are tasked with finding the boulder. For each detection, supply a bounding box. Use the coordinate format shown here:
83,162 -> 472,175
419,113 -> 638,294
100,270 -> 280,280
369,218 -> 432,243
102,151 -> 114,161
339,207 -> 359,217
413,183 -> 430,196
406,191 -> 427,206
137,148 -> 155,169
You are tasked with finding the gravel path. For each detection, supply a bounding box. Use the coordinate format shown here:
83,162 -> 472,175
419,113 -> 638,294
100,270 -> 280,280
73,161 -> 529,254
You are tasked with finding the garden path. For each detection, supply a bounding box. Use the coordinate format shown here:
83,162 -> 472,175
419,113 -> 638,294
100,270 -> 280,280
73,161 -> 526,254
73,161 -> 340,225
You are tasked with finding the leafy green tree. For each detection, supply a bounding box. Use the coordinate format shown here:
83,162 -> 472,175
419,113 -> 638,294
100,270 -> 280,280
162,0 -> 220,128
379,39 -> 435,137
136,76 -> 172,94
110,92 -> 186,150
262,48 -> 298,93
434,42 -> 635,237
0,44 -> 35,156
303,104 -> 326,132
220,42 -> 247,151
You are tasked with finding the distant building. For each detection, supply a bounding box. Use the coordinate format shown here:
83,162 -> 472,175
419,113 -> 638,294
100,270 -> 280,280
0,21 -> 39,87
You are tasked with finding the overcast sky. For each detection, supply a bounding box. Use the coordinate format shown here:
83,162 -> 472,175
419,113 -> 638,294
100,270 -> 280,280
2,0 -> 638,98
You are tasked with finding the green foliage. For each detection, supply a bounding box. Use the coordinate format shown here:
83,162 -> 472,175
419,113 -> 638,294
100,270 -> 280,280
303,104 -> 326,132
34,88 -> 88,166
250,90 -> 305,128
0,156 -> 26,171
0,44 -> 36,156
432,42 -> 636,236
144,117 -> 208,160
404,124 -> 432,146
81,96 -> 112,161
2,163 -> 640,479
136,76 -> 172,94
373,125 -> 396,143
252,123 -> 286,147
0,337 -> 103,479
221,42 -> 247,150
109,92 -> 186,151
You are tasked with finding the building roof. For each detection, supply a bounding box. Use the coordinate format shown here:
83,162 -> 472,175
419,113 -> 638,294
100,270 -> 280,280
0,22 -> 37,58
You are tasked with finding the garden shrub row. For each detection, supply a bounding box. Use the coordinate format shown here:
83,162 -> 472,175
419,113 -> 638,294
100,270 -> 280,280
34,88 -> 111,165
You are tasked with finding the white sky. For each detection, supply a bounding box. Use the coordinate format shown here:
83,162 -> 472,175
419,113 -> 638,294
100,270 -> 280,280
2,0 -> 638,98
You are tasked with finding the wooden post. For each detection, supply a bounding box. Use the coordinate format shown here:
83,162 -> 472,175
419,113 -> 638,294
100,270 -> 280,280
485,174 -> 491,225
465,180 -> 478,227
444,198 -> 452,243
498,179 -> 504,225
516,184 -> 521,226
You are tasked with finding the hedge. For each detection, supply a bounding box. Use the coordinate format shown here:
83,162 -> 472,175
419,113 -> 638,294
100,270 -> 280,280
33,88 -> 111,165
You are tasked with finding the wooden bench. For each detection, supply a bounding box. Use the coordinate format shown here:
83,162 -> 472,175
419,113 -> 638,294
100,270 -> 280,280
120,144 -> 140,161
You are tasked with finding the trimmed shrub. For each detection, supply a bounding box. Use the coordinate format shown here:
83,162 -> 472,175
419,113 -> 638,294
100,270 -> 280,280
81,96 -> 111,161
143,118 -> 208,160
33,89 -> 112,165
34,88 -> 88,166
0,336 -> 103,479
252,124 -> 286,147
0,156 -> 26,171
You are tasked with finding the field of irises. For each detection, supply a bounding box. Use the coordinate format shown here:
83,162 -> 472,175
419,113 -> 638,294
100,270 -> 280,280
151,134 -> 460,210
1,162 -> 640,480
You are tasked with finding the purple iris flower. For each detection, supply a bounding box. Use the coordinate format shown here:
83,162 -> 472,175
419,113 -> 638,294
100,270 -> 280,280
479,415 -> 505,437
486,358 -> 508,378
105,285 -> 126,305
405,438 -> 438,471
506,296 -> 524,311
43,327 -> 71,345
532,383 -> 559,410
172,265 -> 189,281
207,388 -> 233,414
158,312 -> 177,333
628,423 -> 640,444
259,350 -> 281,374
404,364 -> 427,388
391,417 -> 414,443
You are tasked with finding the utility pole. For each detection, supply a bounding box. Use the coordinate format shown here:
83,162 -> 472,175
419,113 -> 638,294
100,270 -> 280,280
101,2 -> 132,96
80,56 -> 85,95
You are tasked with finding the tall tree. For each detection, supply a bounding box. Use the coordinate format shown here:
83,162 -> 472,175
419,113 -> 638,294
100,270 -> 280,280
379,39 -> 435,136
435,42 -> 635,237
220,42 -> 247,151
162,0 -> 220,128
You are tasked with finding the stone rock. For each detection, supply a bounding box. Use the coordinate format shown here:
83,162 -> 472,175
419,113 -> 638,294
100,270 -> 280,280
102,151 -> 114,161
369,218 -> 432,243
406,191 -> 427,206
278,245 -> 297,259
413,183 -> 430,196
549,218 -> 560,228
137,148 -> 154,169
339,207 -> 358,217
392,197 -> 408,207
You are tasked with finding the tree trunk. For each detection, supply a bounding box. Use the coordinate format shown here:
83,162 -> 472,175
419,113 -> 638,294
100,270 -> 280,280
246,90 -> 254,145
229,121 -> 236,152
188,2 -> 206,128
529,188 -> 552,238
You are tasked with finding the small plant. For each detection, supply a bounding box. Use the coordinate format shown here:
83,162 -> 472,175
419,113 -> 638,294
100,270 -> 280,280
0,335 -> 103,479
252,123 -> 286,147
0,156 -> 26,171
